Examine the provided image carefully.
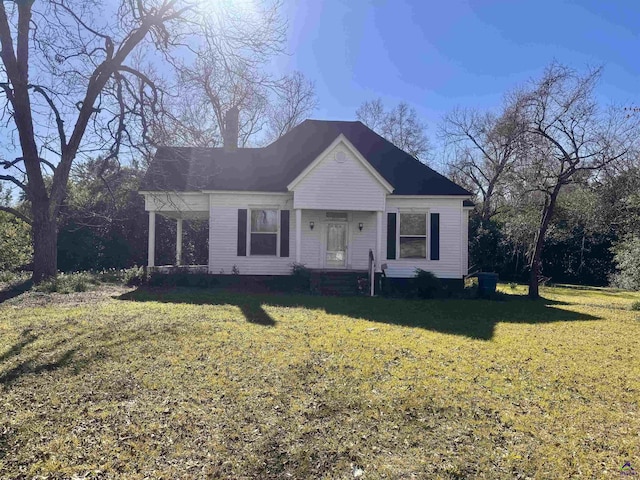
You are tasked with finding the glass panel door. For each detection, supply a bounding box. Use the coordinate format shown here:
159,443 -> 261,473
326,223 -> 347,267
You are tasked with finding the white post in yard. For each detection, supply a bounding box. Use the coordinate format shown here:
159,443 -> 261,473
148,211 -> 156,268
176,218 -> 183,266
376,211 -> 383,271
295,208 -> 302,264
370,250 -> 375,297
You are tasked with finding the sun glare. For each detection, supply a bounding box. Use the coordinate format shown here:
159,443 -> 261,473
197,0 -> 260,19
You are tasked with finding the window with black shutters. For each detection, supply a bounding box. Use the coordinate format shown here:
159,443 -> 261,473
250,209 -> 278,255
399,213 -> 427,258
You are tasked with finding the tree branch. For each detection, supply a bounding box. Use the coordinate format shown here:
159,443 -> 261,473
0,205 -> 32,225
117,65 -> 159,104
2,156 -> 56,172
28,84 -> 67,151
0,174 -> 27,191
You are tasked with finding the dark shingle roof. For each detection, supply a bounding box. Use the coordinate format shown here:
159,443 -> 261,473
142,120 -> 472,196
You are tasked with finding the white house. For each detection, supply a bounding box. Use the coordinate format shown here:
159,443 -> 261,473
140,111 -> 473,290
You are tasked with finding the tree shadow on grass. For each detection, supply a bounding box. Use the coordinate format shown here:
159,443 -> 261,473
0,328 -> 38,363
0,328 -> 101,388
0,426 -> 8,461
239,299 -> 277,326
0,330 -> 84,461
0,348 -> 78,386
0,279 -> 32,305
116,287 -> 601,340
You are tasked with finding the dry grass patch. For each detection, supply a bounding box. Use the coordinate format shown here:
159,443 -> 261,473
0,285 -> 639,478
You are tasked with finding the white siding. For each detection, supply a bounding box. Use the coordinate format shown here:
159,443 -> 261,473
299,210 -> 323,268
349,211 -> 377,270
292,143 -> 387,211
383,197 -> 465,279
208,193 -> 295,275
208,201 -> 379,274
151,190 -> 469,278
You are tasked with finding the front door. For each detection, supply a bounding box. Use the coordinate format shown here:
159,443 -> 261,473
325,222 -> 347,268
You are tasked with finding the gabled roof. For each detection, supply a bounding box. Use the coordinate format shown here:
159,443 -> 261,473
286,134 -> 394,193
141,120 -> 472,196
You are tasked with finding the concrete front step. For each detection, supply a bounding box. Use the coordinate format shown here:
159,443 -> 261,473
309,271 -> 369,296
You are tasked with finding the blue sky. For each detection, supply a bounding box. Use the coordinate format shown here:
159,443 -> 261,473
276,0 -> 639,162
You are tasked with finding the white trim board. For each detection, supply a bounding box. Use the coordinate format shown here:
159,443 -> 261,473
389,195 -> 472,200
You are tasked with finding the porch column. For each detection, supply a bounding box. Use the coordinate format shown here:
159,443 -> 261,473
148,211 -> 156,267
376,210 -> 383,271
176,218 -> 183,266
295,208 -> 302,263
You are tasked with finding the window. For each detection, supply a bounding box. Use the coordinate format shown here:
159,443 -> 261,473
399,213 -> 427,258
250,209 -> 278,255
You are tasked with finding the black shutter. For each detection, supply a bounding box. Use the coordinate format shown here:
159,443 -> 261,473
386,213 -> 396,260
430,213 -> 440,260
280,210 -> 290,257
237,209 -> 247,256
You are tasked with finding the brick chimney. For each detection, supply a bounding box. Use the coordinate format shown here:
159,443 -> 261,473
223,106 -> 239,151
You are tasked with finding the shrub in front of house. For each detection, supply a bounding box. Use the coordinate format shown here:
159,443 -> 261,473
290,263 -> 311,292
412,269 -> 442,299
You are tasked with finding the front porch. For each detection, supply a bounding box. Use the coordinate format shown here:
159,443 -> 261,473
146,208 -> 209,269
293,209 -> 384,272
146,206 -> 385,275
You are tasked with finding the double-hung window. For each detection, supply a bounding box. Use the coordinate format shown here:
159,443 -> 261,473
399,213 -> 427,258
250,209 -> 278,255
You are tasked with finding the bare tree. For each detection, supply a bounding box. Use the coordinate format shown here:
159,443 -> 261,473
0,0 -> 284,281
158,2 -> 318,148
165,51 -> 315,146
356,99 -> 431,162
441,106 -> 522,221
510,63 -> 639,298
152,92 -> 222,148
355,98 -> 386,133
177,52 -> 272,148
265,71 -> 318,141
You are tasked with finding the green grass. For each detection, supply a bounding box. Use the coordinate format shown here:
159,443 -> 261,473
1,284 -> 639,479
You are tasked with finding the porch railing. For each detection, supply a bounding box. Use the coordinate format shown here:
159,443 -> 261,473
368,249 -> 375,297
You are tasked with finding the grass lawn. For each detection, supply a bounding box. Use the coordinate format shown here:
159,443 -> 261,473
1,284 -> 639,479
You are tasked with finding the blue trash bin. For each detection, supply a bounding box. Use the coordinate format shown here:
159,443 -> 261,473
477,272 -> 498,297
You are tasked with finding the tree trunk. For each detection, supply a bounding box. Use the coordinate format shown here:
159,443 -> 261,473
528,185 -> 562,299
481,181 -> 496,221
528,234 -> 544,299
31,201 -> 57,283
